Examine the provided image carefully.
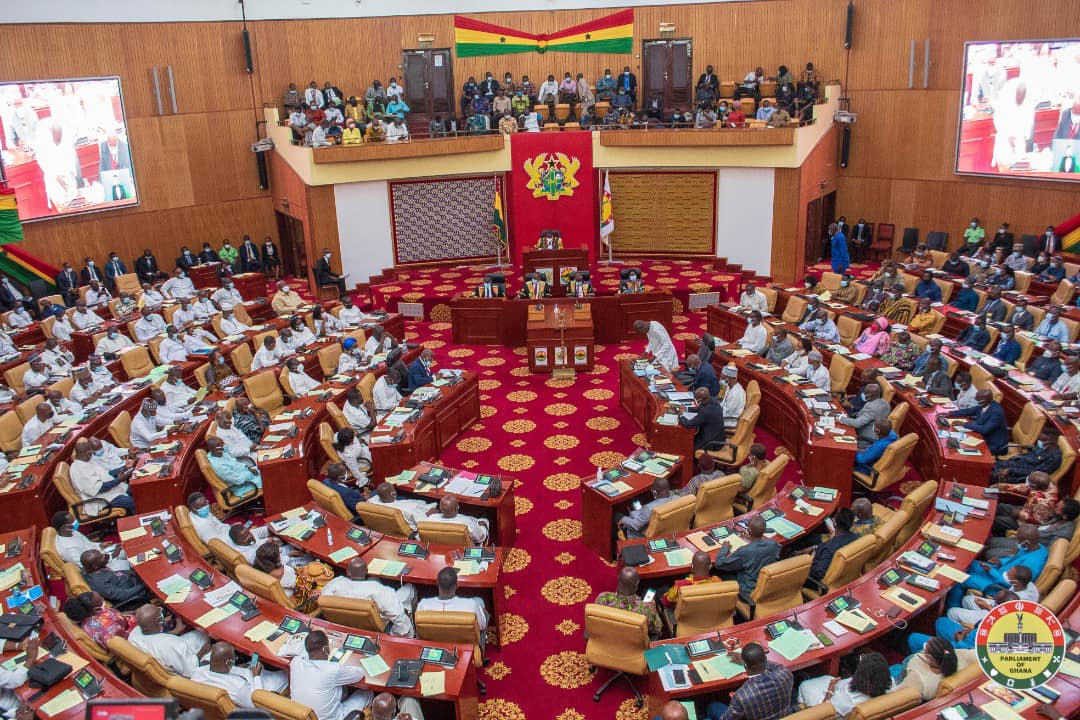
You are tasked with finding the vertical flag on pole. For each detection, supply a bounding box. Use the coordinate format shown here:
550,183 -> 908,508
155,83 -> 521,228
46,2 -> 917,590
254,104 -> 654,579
599,171 -> 614,247
493,182 -> 507,251
0,187 -> 23,245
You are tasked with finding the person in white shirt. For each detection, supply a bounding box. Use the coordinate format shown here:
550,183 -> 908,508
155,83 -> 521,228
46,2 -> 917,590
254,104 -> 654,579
332,427 -> 371,483
367,482 -> 436,532
186,492 -> 270,545
803,350 -> 831,392
40,338 -> 74,373
149,387 -> 190,426
385,79 -> 404,102
321,557 -> 417,636
191,291 -> 218,320
45,389 -> 81,419
5,305 -> 32,329
50,313 -> 76,342
737,311 -> 768,354
283,357 -> 319,396
89,437 -> 128,474
70,368 -> 101,404
1051,356 -> 1080,399
22,357 -> 50,395
214,410 -> 257,463
290,631 -> 372,720
172,298 -> 197,327
181,324 -> 214,353
138,283 -> 165,309
276,328 -> 300,357
88,355 -> 116,391
796,651 -> 893,719
219,309 -> 251,336
158,327 -> 188,363
162,366 -> 196,407
337,338 -> 371,375
336,297 -> 364,325
720,365 -> 746,428
537,75 -> 559,106
162,269 -> 197,300
386,116 -> 410,143
342,387 -> 374,435
310,122 -> 331,147
84,280 -> 111,309
417,567 -> 490,643
312,305 -> 342,336
69,438 -> 136,514
22,403 -> 55,446
191,643 -> 288,709
128,604 -> 210,679
134,307 -> 166,342
373,367 -> 403,414
288,316 -> 317,347
427,496 -> 489,545
364,325 -> 396,356
739,282 -> 769,313
953,372 -> 978,409
96,328 -> 134,355
71,303 -> 101,330
251,336 -> 282,371
634,320 -> 679,371
130,399 -> 168,449
212,281 -> 244,311
51,510 -> 130,572
304,83 -> 324,109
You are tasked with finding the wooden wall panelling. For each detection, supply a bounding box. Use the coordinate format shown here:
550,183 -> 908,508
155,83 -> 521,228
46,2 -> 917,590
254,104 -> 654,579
771,168 -> 802,284
606,172 -> 715,255
305,186 -> 342,291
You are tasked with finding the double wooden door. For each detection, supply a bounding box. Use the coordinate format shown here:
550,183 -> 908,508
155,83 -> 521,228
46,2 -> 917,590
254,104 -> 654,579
402,48 -> 454,118
642,38 -> 693,111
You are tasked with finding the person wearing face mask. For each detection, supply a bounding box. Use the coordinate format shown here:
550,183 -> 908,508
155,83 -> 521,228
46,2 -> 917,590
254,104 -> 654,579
1035,307 -> 1070,344
271,280 -> 304,315
940,251 -> 970,278
880,283 -> 913,324
537,74 -> 559,116
52,510 -> 131,572
1029,252 -> 1051,276
945,388 -> 1008,454
70,437 -> 136,515
959,217 -> 985,255
956,315 -> 992,352
95,326 -> 134,356
829,222 -> 849,274
575,72 -> 594,109
802,273 -> 825,296
510,89 -> 529,118
990,222 -> 1015,257
618,65 -> 638,105
913,270 -> 942,302
217,239 -> 238,273
991,428 -> 1063,485
1026,341 -> 1063,383
595,68 -> 616,102
860,280 -> 887,313
130,399 -> 168,449
407,348 -> 438,391
186,491 -> 270,547
991,471 -> 1059,537
1038,255 -> 1066,283
620,270 -> 644,294
1003,242 -> 1032,272
192,642 -> 289,710
719,365 -> 746,429
315,248 -> 348,295
991,324 -> 1021,364
366,481 -> 438,531
198,242 -> 220,264
832,273 -> 859,304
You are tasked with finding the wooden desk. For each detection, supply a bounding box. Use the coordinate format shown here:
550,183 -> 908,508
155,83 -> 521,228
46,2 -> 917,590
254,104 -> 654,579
521,248 -> 589,298
118,515 -> 480,720
0,528 -> 140,717
526,301 -> 594,373
232,273 -> 269,303
579,449 -> 686,561
187,263 -> 221,289
618,361 -> 695,487
643,481 -> 994,716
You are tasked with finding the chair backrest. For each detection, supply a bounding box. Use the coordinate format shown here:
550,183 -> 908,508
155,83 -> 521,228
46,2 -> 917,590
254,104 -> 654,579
969,364 -> 1003,403
747,452 -> 787,509
242,371 -> 285,416
207,538 -> 248,578
318,423 -> 342,465
4,362 -> 29,397
0,411 -> 22,454
1012,402 -> 1046,447
318,345 -> 342,377
1051,279 -> 1075,306
115,273 -> 141,295
643,494 -> 697,537
692,474 -> 743,528
837,315 -> 862,347
51,461 -> 83,514
820,272 -> 842,292
744,379 -> 760,410
40,527 -> 65,576
582,604 -> 649,676
829,354 -> 854,393
898,480 -> 938,545
166,676 -> 237,720
1050,435 -> 1076,487
1042,578 -> 1077,615
278,368 -> 297,398
759,287 -> 778,312
820,534 -> 879,591
725,404 -> 761,465
252,330 -> 279,351
414,610 -> 482,665
316,594 -> 386,633
60,561 -> 92,600
236,564 -> 296,608
356,502 -> 413,537
307,479 -> 354,521
779,704 -> 838,720
781,296 -> 807,325
749,555 -> 812,618
15,395 -> 41,424
120,346 -> 155,379
674,580 -> 740,635
935,663 -> 984,697
357,373 -> 377,403
251,690 -> 318,720
48,377 -> 74,399
56,612 -> 110,664
147,336 -> 166,365
1036,538 -> 1068,596
1066,512 -> 1080,567
887,401 -> 909,432
106,636 -> 173,698
860,433 -> 918,492
868,509 -> 909,568
105,410 -> 132,450
326,402 -> 349,431
174,505 -> 212,558
416,520 -> 472,546
848,687 -> 921,720
934,278 -> 954,304
229,343 -> 253,376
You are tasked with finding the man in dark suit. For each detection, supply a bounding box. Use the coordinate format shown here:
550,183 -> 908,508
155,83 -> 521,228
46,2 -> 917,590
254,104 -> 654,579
0,275 -> 21,312
979,286 -> 1007,323
407,349 -> 436,391
473,278 -> 505,298
678,387 -> 726,452
104,252 -> 127,291
55,261 -> 80,306
479,73 -> 500,98
1039,227 -> 1060,255
685,355 -> 720,397
80,257 -> 103,285
619,66 -> 638,105
1054,94 -> 1079,141
198,243 -> 220,264
176,247 -> 199,270
696,65 -> 719,99
957,315 -> 992,352
98,133 -> 131,172
315,248 -> 347,295
851,218 -> 872,259
835,215 -> 849,240
945,389 -> 1008,455
134,249 -> 164,284
239,236 -> 261,273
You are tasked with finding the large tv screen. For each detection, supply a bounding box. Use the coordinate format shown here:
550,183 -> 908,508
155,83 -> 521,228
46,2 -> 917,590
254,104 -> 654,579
957,39 -> 1080,182
0,77 -> 138,221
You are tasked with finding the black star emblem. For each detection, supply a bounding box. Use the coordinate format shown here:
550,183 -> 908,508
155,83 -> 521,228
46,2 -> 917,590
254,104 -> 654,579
543,157 -> 561,172
500,36 -> 506,43
585,33 -> 591,40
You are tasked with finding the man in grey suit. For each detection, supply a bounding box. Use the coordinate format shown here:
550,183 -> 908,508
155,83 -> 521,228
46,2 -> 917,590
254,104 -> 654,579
839,383 -> 890,449
712,516 -> 780,603
98,133 -> 132,172
617,477 -> 678,539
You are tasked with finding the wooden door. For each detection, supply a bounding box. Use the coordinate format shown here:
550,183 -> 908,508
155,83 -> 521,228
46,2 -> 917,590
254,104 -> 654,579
805,198 -> 824,262
275,211 -> 306,279
402,49 -> 454,118
642,39 -> 693,111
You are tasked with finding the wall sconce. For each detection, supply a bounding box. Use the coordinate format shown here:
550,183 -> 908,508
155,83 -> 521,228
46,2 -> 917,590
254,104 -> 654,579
417,33 -> 434,48
659,23 -> 675,37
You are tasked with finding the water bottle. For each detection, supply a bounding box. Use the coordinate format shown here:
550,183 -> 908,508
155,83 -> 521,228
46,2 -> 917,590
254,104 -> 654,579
327,527 -> 334,547
596,466 -> 603,483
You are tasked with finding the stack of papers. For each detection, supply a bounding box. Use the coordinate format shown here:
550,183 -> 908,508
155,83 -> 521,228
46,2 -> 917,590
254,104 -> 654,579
386,470 -> 418,486
420,671 -> 446,696
693,654 -> 744,681
767,629 -> 815,661
368,558 -> 407,576
156,574 -> 192,596
204,582 -> 241,606
765,517 -> 805,539
244,621 -> 279,642
194,603 -> 239,628
664,548 -> 693,567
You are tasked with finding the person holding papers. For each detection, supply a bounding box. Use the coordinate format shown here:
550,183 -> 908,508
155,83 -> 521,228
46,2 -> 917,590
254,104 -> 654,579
634,320 -> 679,371
205,436 -> 262,490
684,355 -> 719,396
854,419 -> 897,474
332,428 -> 372,483
801,351 -> 831,392
337,338 -> 369,375
321,557 -> 417,637
737,311 -> 768,354
944,388 -> 1008,454
417,567 -> 490,645
192,642 -> 288,709
428,495 -> 489,544
711,515 -> 780,603
839,383 -> 890,449
129,604 -> 210,679
796,652 -> 893,719
679,387 -> 726,451
284,357 -> 320,395
738,281 -> 769,313
800,309 -> 840,344
368,482 -> 437,531
946,524 -> 1047,608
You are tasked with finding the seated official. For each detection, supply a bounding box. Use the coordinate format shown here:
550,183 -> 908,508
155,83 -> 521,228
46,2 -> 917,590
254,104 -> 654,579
705,642 -> 793,720
1036,307 -> 1071,344
518,274 -> 551,300
191,290 -> 217,320
913,270 -> 942,302
473,277 -> 505,298
162,366 -> 196,408
635,319 -> 679,371
879,331 -> 920,371
71,303 -> 102,330
321,463 -> 365,510
364,325 -> 396,356
797,296 -> 822,325
620,270 -> 644,294
1010,297 -> 1035,331
277,327 -> 301,356
941,252 -> 970,277
567,271 -> 594,298
922,356 -> 953,397
861,280 -> 887,313
332,427 -> 371,484
736,443 -> 769,491
373,367 -> 404,414
337,337 -> 370,375
879,283 -> 913,323
337,295 -> 365,325
368,482 -> 437,531
992,428 -> 1063,484
22,402 -> 57,446
944,389 -> 1008,454
70,437 -> 136,514
991,471 -> 1058,535
427,495 -> 490,544
80,549 -> 151,607
1039,256 -> 1067,283
63,591 -> 136,649
134,306 -> 167,342
594,566 -> 661,638
214,410 -> 257,462
69,369 -> 100,404
661,551 -> 721,608
212,280 -> 244,312
290,630 -> 378,720
839,383 -> 890,449
764,327 -> 794,364
739,281 -> 769,313
40,338 -> 74,373
173,297 -> 197,327
321,557 -> 417,637
287,316 -> 316,348
271,281 -> 305,315
252,335 -> 284,371
892,637 -> 970,702
737,311 -> 768,354
46,388 -> 81,419
833,274 -> 860,305
711,516 -> 780,603
990,325 -> 1021,364
52,511 -> 130,572
407,348 -> 437,391
616,477 -> 677,539
1027,340 -> 1065,384
854,418 -> 897,474
219,308 -> 252,336
796,652 -> 893,719
157,326 -> 187,363
946,525 -> 1046,605
417,567 -> 490,644
535,229 -> 562,249
23,357 -> 51,395
684,355 -> 720,396
312,305 -> 343,336
907,298 -> 937,335
952,278 -> 979,311
853,317 -> 891,357
913,338 -> 948,376
192,642 -> 288,710
343,387 -> 375,435
985,498 -> 1079,562
803,273 -> 826,295
681,452 -> 725,495
800,350 -> 831,392
50,312 -> 76,342
284,357 -> 320,396
205,436 -> 262,490
161,268 -> 196,300
138,283 -> 165,309
1051,355 -> 1080,400
978,286 -> 1007,323
954,371 -> 978,409
719,365 -> 745,429
679,387 -> 726,451
252,542 -> 297,594
795,508 -> 859,582
851,498 -> 884,537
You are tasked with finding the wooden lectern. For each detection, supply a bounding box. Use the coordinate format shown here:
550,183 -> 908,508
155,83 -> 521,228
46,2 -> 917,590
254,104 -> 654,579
526,300 -> 595,375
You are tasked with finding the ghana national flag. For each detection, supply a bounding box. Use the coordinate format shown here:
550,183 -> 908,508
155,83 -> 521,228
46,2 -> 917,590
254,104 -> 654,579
0,188 -> 23,245
493,187 -> 507,250
454,9 -> 633,57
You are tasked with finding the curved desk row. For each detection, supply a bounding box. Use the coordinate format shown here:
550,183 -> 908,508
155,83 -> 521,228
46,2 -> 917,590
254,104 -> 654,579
117,514 -> 480,720
617,360 -> 695,487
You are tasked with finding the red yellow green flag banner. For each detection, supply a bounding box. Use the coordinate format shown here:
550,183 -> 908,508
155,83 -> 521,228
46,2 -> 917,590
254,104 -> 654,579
0,188 -> 23,245
454,9 -> 633,57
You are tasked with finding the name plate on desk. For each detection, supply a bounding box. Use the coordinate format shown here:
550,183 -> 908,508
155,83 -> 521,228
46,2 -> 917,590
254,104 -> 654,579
689,292 -> 721,311
397,302 -> 424,320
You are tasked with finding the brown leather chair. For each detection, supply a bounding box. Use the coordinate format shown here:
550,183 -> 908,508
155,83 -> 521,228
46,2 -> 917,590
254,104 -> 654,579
109,410 -> 133,449
54,460 -> 129,527
230,344 -> 253,376
804,534 -> 879,598
242,371 -> 285,416
326,402 -> 349,431
307,479 -> 354,521
1050,279 -> 1075,306
1035,538 -> 1067,596
829,355 -> 854,396
414,610 -> 486,694
866,509 -> 909,568
847,688 -> 921,720
642,494 -> 696,537
781,296 -> 807,325
318,346 -> 342,377
583,603 -> 649,707
207,538 -> 249,578
673,580 -> 739,635
703,404 -> 760,468
40,527 -> 65,577
0,412 -> 22,454
166,676 -> 237,720
837,316 -> 862,347
355,502 -> 413,537
853,433 -> 918,492
744,380 -> 761,410
417,520 -> 472,546
1050,435 -> 1076,488
279,368 -> 299,399
316,595 -> 386,633
175,505 -> 212,559
934,663 -> 983,697
107,636 -> 174,698
736,555 -> 812,620
734,452 -> 788,514
61,562 -> 91,598
897,480 -> 938,546
1000,402 -> 1047,457
692,474 -> 742,528
780,705 -> 837,720
196,449 -> 262,516
357,373 -> 377,403
887,401 -> 909,432
15,395 -> 41,424
115,273 -> 142,295
236,565 -> 304,611
193,364 -> 212,388
251,690 -> 317,720
4,363 -> 29,397
1041,578 -> 1077,615
120,346 -> 155,379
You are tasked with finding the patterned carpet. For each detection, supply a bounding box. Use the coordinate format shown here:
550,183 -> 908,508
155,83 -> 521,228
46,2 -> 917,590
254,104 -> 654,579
804,260 -> 880,281
407,308 -> 806,720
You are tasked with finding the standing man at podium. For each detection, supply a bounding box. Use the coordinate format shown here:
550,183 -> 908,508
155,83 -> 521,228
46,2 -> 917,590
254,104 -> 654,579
568,271 -> 594,298
535,230 -> 563,250
634,320 -> 679,371
519,274 -> 551,300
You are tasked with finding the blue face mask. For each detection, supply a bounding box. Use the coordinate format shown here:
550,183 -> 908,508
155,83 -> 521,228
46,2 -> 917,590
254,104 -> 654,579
195,505 -> 210,518
72,519 -> 80,532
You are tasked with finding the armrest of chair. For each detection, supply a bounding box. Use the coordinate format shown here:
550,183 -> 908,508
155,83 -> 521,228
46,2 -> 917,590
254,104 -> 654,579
73,498 -> 114,521
803,576 -> 828,595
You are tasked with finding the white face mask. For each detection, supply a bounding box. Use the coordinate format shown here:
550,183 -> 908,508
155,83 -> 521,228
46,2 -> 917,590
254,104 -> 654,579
282,286 -> 291,293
